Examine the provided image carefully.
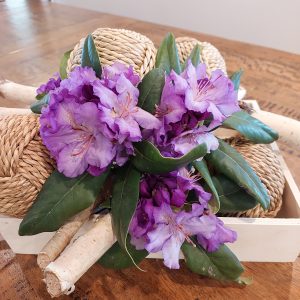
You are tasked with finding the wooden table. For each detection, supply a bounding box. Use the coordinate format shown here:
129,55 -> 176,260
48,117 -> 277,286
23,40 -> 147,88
0,1 -> 299,299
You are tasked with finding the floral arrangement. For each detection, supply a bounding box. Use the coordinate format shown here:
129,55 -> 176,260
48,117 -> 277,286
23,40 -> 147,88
19,33 -> 278,284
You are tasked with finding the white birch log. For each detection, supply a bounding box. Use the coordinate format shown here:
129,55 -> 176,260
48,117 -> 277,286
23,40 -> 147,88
37,207 -> 92,270
0,107 -> 31,116
0,80 -> 36,105
44,214 -> 116,298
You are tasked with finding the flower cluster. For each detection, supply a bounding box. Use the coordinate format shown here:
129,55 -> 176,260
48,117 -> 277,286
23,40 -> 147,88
38,58 -> 239,270
153,61 -> 239,156
129,169 -> 237,269
39,63 -> 160,177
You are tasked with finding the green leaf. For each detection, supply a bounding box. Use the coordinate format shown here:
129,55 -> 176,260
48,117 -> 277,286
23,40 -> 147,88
223,111 -> 279,143
182,242 -> 244,282
212,174 -> 258,213
36,93 -> 46,100
206,139 -> 270,209
192,160 -> 220,213
230,70 -> 243,91
155,33 -> 181,74
132,141 -> 207,174
183,44 -> 201,69
30,93 -> 50,114
81,34 -> 102,78
59,49 -> 72,79
111,164 -> 141,264
99,239 -> 148,269
19,170 -> 109,235
137,68 -> 165,113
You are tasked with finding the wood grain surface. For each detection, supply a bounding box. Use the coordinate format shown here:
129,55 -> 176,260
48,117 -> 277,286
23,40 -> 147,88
0,1 -> 299,299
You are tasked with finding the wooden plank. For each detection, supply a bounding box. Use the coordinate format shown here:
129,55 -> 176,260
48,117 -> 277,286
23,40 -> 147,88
0,234 -> 39,300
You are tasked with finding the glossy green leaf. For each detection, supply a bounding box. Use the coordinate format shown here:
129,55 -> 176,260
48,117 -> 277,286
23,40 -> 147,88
223,111 -> 278,143
212,174 -> 258,213
132,141 -> 207,174
137,68 -> 165,113
182,242 -> 244,282
192,159 -> 220,213
111,164 -> 141,263
230,70 -> 243,91
99,239 -> 148,269
81,34 -> 102,78
19,170 -> 109,235
206,139 -> 270,209
59,49 -> 72,79
182,44 -> 201,69
155,33 -> 181,74
30,93 -> 50,114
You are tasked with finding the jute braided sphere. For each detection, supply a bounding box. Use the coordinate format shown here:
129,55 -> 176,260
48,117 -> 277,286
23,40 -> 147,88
226,138 -> 285,218
176,37 -> 227,75
0,115 -> 54,217
67,28 -> 157,78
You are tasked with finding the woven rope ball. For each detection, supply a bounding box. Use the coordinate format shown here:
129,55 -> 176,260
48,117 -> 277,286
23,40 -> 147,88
67,28 -> 157,78
0,30 -> 284,218
176,37 -> 227,75
0,115 -> 55,217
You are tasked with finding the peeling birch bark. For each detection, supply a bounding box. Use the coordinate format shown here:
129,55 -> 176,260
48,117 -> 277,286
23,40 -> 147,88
0,80 -> 36,105
37,207 -> 92,270
44,214 -> 116,298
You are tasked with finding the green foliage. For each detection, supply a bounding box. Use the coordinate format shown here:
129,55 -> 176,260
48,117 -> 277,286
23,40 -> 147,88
223,111 -> 279,143
111,164 -> 141,265
182,242 -> 244,282
132,141 -> 207,174
138,68 -> 165,113
81,34 -> 102,78
59,49 -> 72,79
212,174 -> 258,213
99,239 -> 148,269
206,139 -> 270,209
192,159 -> 220,213
230,70 -> 243,91
30,93 -> 50,114
155,33 -> 181,74
182,44 -> 201,69
19,170 -> 109,235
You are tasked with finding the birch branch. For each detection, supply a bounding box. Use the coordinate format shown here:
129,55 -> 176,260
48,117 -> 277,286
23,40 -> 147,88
37,207 -> 92,270
0,80 -> 36,105
0,107 -> 31,116
44,214 -> 116,298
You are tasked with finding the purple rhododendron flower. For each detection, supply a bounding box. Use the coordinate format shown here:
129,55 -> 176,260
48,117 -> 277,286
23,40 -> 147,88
129,169 -> 237,269
59,66 -> 99,103
182,62 -> 239,122
146,202 -> 216,269
40,63 -> 160,177
94,73 -> 161,144
153,60 -> 239,156
40,100 -> 115,177
37,74 -> 61,96
197,215 -> 237,252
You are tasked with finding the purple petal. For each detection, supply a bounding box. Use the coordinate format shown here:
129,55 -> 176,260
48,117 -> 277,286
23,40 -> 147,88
56,142 -> 89,178
146,224 -> 172,253
161,234 -> 184,269
93,82 -> 117,108
133,107 -> 161,129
